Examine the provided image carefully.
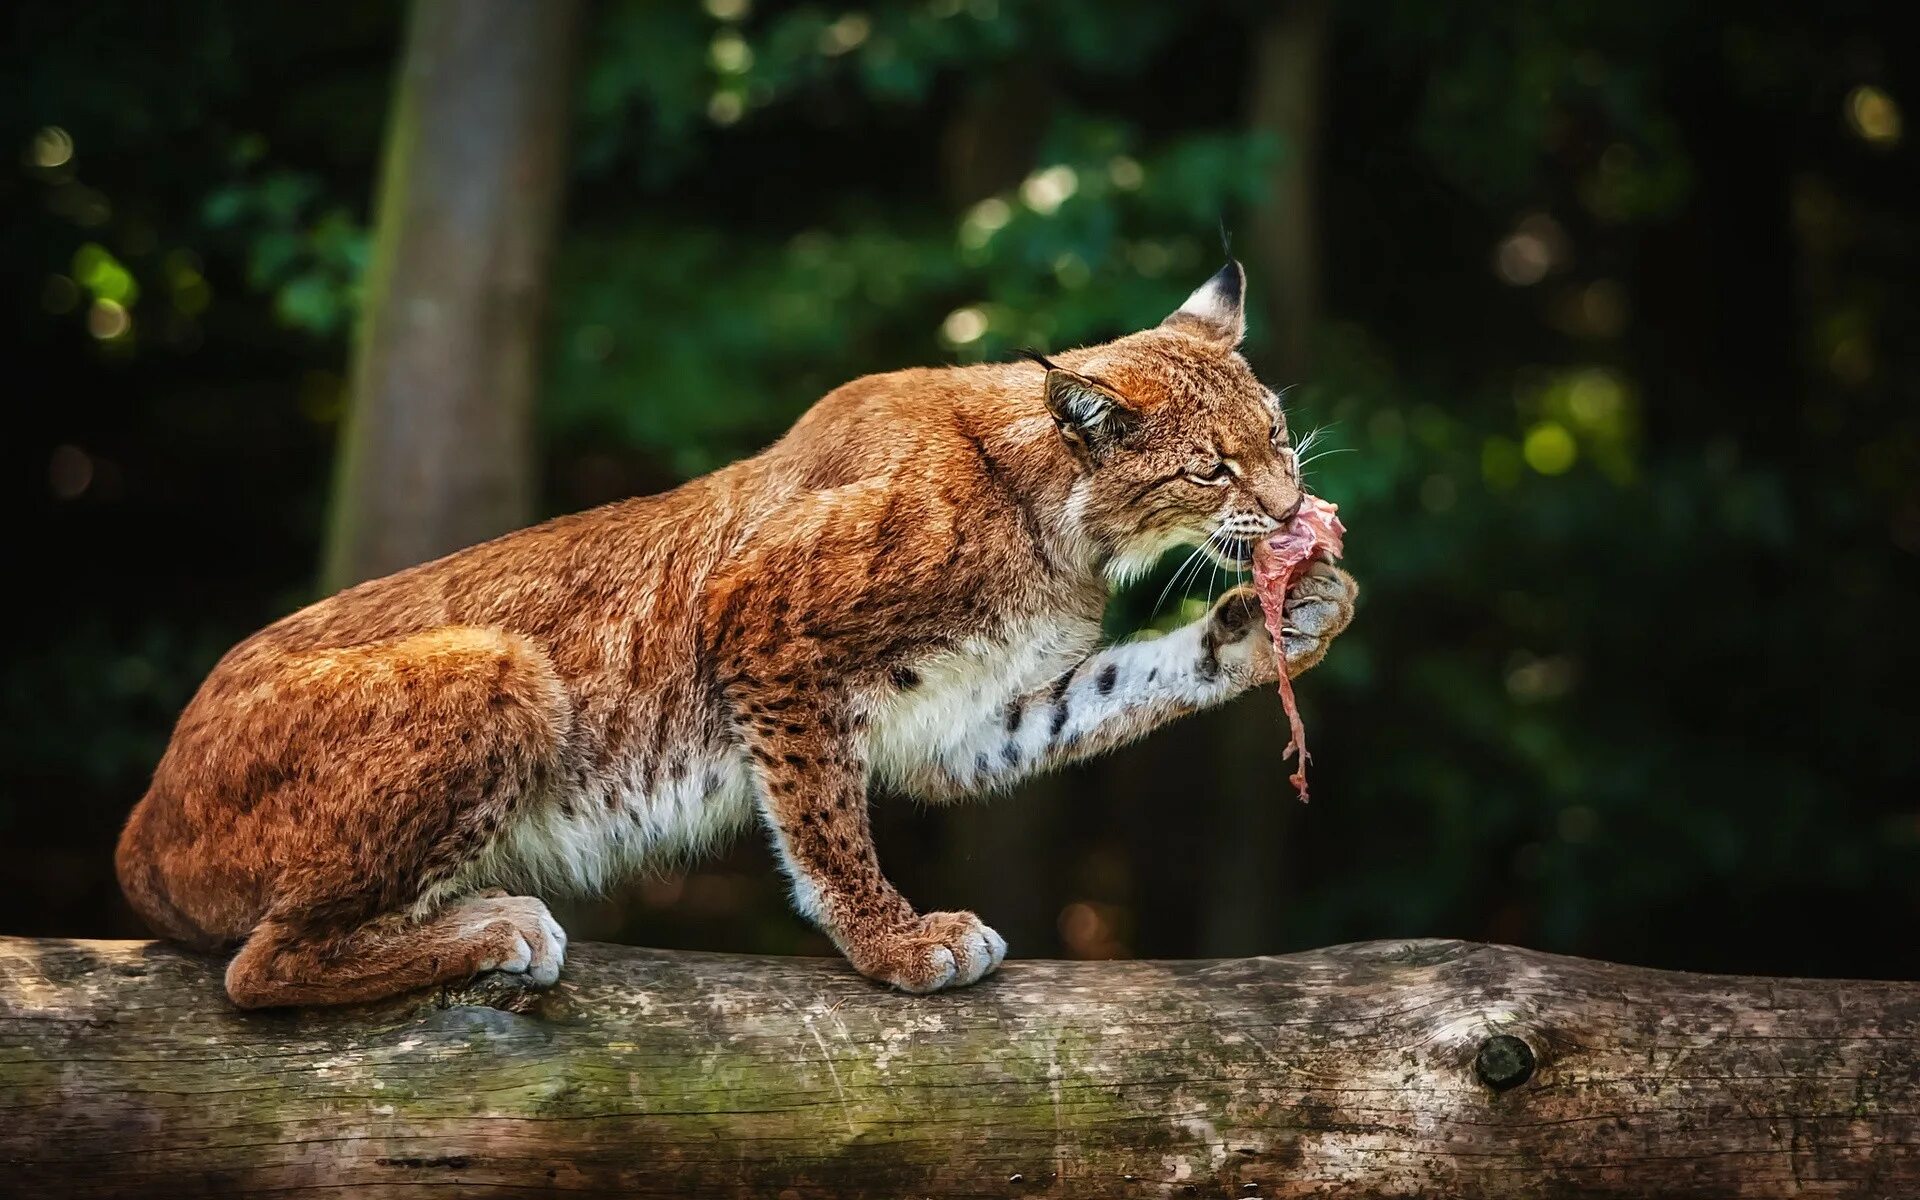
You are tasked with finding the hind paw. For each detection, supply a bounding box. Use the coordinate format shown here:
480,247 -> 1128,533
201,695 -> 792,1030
453,894 -> 569,987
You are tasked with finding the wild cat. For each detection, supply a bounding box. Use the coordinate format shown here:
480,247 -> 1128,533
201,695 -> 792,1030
115,260 -> 1358,1006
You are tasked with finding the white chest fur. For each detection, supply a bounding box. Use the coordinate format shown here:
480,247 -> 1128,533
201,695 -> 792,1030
866,614 -> 1099,791
437,752 -> 756,907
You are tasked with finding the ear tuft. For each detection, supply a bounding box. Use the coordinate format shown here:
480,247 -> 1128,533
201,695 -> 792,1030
1161,259 -> 1246,347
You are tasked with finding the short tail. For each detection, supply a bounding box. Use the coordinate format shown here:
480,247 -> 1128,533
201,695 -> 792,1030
114,795 -> 226,949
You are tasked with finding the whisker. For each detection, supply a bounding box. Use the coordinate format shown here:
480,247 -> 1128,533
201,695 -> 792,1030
1204,522 -> 1240,608
1148,561 -> 1193,622
1290,421 -> 1342,458
1150,541 -> 1210,621
1166,526 -> 1232,614
1297,449 -> 1354,484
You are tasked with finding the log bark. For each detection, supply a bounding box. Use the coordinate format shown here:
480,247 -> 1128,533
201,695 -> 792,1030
2,937 -> 1915,1198
321,0 -> 578,592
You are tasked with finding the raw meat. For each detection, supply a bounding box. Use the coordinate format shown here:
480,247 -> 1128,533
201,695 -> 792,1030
1250,494 -> 1346,802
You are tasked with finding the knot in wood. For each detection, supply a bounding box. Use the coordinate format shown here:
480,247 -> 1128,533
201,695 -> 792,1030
1473,1033 -> 1536,1091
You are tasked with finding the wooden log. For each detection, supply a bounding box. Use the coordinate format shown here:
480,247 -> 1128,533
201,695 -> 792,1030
1,936 -> 1915,1198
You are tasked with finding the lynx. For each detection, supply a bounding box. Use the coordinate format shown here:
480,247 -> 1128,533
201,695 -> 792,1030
116,261 -> 1357,1006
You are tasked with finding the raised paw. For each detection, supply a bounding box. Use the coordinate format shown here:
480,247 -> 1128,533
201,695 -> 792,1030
849,910 -> 1007,994
1279,562 -> 1358,673
449,893 -> 569,987
1203,584 -> 1279,688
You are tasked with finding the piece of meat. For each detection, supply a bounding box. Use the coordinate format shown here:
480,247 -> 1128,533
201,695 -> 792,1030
1250,494 -> 1347,802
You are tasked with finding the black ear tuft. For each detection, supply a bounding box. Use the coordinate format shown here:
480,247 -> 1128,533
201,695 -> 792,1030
1161,258 -> 1246,347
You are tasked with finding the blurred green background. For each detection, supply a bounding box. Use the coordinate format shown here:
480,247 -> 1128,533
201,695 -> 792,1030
6,0 -> 1917,977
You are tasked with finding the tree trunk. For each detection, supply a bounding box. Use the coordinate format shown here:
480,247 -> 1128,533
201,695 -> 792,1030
321,0 -> 578,592
3,937 -> 1915,1198
1245,0 -> 1326,382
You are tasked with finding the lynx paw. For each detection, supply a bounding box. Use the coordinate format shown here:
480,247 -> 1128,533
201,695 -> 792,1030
852,910 -> 1007,994
1279,562 -> 1358,670
1204,585 -> 1277,687
1203,564 -> 1357,685
452,893 -> 569,987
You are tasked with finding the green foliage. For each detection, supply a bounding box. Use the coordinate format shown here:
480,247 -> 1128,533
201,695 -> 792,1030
544,110 -> 1272,474
203,168 -> 370,336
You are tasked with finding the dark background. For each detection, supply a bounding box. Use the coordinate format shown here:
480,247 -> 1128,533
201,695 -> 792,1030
6,0 -> 1917,978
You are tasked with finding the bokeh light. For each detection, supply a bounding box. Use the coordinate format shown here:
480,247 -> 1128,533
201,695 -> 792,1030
709,31 -> 751,74
1522,422 -> 1578,475
47,445 -> 93,499
1020,165 -> 1078,215
819,14 -> 870,56
707,91 -> 744,125
940,305 -> 987,345
1493,213 -> 1567,286
1846,85 -> 1902,146
73,243 -> 138,306
960,196 -> 1012,250
1107,156 -> 1144,190
87,299 -> 131,339
29,126 -> 74,169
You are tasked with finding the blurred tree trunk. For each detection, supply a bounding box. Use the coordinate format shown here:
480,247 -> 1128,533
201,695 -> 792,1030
1246,0 -> 1326,382
941,64 -> 1053,205
322,0 -> 579,592
1199,0 -> 1328,956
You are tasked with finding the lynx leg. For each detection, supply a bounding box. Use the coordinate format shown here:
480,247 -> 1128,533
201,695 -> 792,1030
730,685 -> 1004,994
885,569 -> 1354,801
225,892 -> 567,1009
119,626 -> 577,1005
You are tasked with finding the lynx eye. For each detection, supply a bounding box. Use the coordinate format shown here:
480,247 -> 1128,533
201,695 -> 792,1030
1186,460 -> 1233,486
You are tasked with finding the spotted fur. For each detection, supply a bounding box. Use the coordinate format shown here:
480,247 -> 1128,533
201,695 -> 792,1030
115,261 -> 1357,1005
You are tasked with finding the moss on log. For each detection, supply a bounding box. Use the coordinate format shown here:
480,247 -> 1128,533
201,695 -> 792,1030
2,937 -> 1916,1197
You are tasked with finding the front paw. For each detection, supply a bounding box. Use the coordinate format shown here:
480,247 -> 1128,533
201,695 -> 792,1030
1203,585 -> 1279,688
1280,562 -> 1357,674
846,910 -> 1007,994
1203,565 -> 1358,687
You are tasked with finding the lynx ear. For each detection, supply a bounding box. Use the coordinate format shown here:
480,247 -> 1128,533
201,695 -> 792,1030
1016,350 -> 1137,459
1033,362 -> 1135,461
1161,259 -> 1246,348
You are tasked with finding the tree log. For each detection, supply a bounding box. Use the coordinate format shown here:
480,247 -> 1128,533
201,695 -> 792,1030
1,937 -> 1914,1198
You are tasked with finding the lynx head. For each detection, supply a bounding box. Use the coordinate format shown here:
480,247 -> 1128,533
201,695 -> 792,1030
1028,260 -> 1304,583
